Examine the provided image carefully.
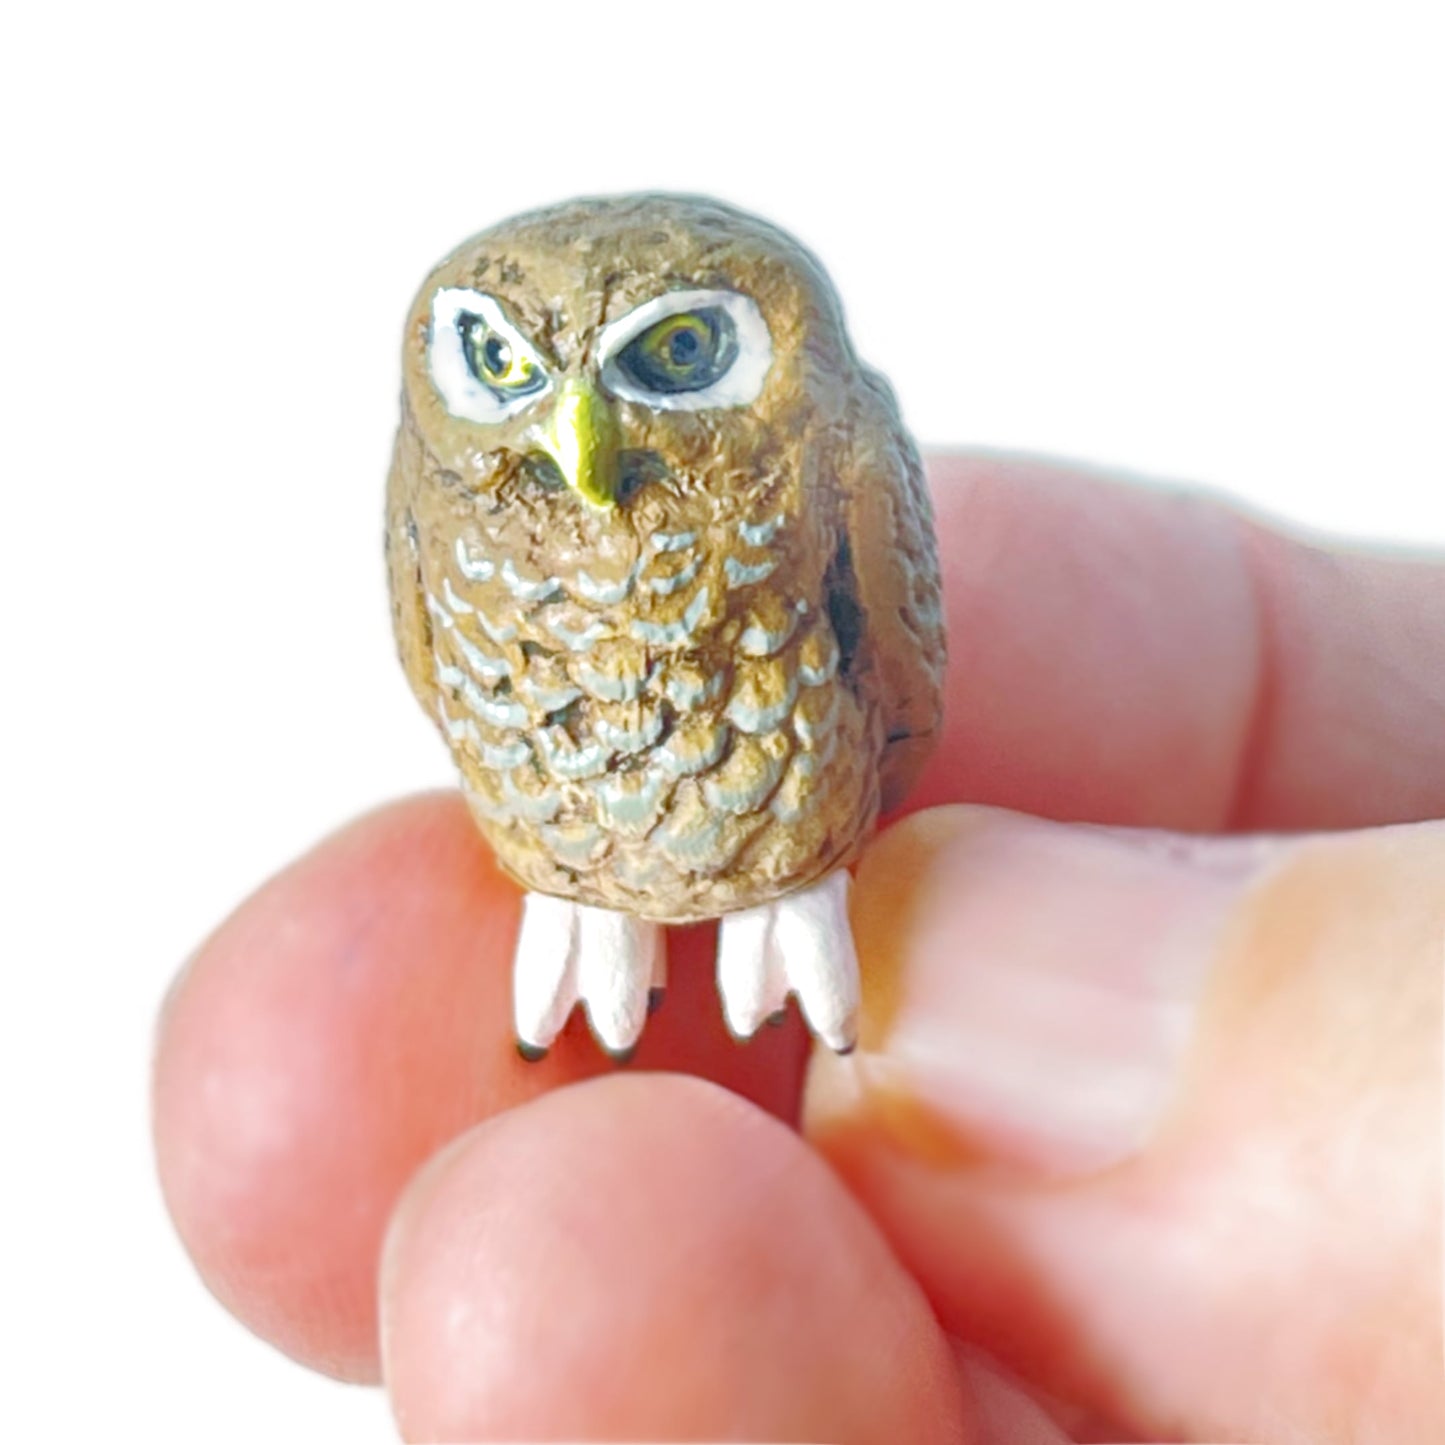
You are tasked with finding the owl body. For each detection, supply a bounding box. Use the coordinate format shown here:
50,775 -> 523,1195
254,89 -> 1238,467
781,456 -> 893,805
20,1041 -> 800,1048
398,411 -> 880,919
388,194 -> 943,969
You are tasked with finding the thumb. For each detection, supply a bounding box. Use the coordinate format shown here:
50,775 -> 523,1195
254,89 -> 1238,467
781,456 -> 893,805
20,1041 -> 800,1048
806,808 -> 1444,1445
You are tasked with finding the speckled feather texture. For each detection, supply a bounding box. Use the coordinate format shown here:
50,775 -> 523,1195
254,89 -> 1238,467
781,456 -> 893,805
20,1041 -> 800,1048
387,195 -> 944,923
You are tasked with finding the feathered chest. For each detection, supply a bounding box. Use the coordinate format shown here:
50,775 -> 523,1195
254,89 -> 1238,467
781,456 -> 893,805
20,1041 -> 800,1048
417,496 -> 874,918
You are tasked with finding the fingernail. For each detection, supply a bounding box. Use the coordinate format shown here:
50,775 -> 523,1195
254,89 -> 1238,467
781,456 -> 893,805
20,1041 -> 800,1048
806,807 -> 1270,1176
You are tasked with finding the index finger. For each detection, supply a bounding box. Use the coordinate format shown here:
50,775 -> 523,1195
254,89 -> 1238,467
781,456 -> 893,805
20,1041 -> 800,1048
912,452 -> 1445,830
152,795 -> 811,1383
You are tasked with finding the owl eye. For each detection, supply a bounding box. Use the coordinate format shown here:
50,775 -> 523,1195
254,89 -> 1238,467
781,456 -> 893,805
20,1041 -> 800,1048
598,289 -> 772,412
428,288 -> 552,423
615,309 -> 738,395
460,314 -> 548,398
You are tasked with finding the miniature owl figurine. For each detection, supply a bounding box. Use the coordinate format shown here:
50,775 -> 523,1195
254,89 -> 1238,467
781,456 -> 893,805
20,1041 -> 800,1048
387,194 -> 944,1059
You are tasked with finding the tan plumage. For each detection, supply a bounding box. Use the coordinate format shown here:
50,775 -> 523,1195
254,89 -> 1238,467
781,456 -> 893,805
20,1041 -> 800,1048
386,194 -> 943,924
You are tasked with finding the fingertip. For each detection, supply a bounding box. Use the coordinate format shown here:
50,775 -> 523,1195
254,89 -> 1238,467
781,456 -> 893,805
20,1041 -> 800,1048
812,805 -> 1445,1441
916,451 -> 1257,828
152,793 -> 514,1381
381,1073 -> 969,1443
153,795 -> 809,1381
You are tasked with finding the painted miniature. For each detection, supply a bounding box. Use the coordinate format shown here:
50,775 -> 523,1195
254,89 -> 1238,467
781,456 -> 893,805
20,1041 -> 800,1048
386,194 -> 944,1058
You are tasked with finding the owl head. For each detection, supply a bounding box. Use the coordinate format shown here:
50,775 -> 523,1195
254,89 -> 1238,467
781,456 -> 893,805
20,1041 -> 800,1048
398,194 -> 862,523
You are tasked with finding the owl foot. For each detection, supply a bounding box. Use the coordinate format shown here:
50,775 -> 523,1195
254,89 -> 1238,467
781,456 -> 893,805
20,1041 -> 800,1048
513,893 -> 666,1058
716,871 -> 859,1053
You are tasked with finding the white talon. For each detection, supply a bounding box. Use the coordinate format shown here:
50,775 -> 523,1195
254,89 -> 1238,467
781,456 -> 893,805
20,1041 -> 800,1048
774,871 -> 860,1052
577,905 -> 663,1055
716,900 -> 786,1038
516,878 -> 856,1058
513,893 -> 665,1057
513,893 -> 579,1053
716,871 -> 860,1052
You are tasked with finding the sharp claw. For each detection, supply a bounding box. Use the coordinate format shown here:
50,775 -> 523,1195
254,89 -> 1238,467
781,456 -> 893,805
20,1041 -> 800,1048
717,877 -> 859,1048
716,902 -> 784,1040
576,906 -> 664,1055
774,871 -> 859,1053
517,875 -> 860,1057
513,893 -> 579,1053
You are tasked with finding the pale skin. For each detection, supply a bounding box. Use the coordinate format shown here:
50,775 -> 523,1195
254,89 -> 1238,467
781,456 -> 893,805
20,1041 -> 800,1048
153,453 -> 1445,1443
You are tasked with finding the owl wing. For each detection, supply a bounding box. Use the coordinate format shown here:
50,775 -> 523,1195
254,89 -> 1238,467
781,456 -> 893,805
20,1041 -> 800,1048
385,415 -> 439,718
838,369 -> 946,813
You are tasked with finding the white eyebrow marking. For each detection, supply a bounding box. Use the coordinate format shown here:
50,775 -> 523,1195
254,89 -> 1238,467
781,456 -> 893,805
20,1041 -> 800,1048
595,288 -> 773,412
428,288 -> 552,425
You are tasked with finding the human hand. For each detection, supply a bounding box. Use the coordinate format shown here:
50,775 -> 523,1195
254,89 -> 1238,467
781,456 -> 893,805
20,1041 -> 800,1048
153,453 -> 1445,1442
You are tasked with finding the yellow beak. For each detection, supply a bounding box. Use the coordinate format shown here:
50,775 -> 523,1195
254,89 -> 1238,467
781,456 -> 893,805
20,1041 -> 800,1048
532,376 -> 621,510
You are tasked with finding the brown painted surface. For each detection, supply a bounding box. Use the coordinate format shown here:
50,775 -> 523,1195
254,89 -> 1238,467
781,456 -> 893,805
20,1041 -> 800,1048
387,194 -> 944,919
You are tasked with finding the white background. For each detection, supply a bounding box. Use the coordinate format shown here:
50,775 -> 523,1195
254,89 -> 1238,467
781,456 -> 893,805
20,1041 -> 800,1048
1,4 -> 1440,1441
